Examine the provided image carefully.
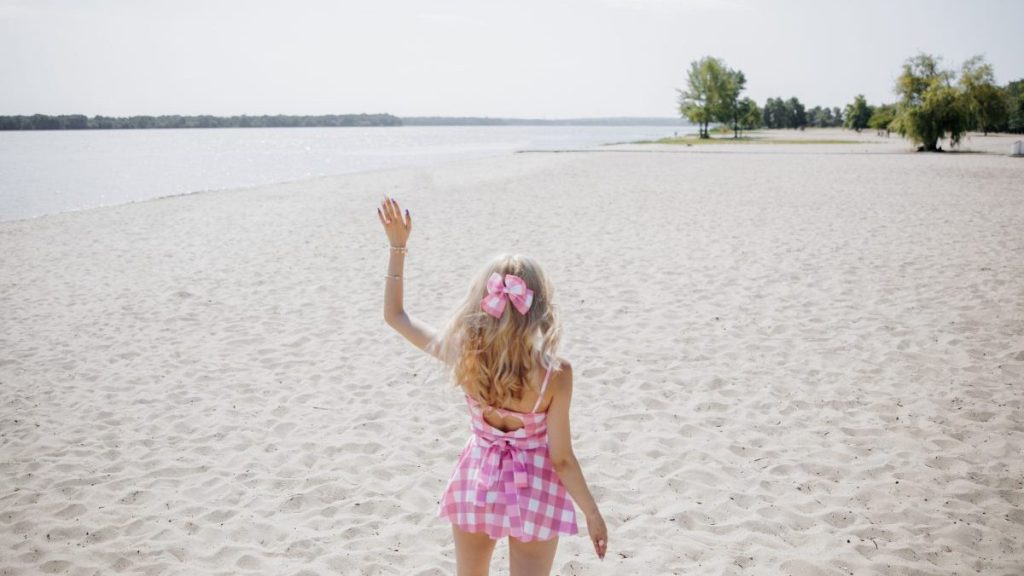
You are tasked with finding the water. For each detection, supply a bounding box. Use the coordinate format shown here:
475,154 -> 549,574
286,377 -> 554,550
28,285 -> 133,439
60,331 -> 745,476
0,125 -> 692,221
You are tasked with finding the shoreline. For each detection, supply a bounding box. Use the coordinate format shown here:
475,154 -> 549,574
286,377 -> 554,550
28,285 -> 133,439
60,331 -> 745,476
0,125 -> 689,224
5,128 -> 1019,226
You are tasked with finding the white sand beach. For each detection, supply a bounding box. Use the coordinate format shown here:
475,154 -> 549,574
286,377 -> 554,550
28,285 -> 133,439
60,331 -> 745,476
2,130 -> 1023,575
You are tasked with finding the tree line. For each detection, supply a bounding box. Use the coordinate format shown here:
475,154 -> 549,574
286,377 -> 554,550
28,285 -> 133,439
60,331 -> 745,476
762,98 -> 846,129
844,54 -> 1024,150
402,116 -> 687,126
0,113 -> 402,131
677,57 -> 838,137
679,53 -> 1024,149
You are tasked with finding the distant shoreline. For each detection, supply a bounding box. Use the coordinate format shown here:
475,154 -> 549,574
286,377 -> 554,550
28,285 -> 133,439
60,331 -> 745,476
402,116 -> 689,127
0,123 -> 685,222
0,113 -> 691,131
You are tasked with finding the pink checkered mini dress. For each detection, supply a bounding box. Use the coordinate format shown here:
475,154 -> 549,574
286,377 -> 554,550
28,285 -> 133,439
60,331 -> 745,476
437,364 -> 579,541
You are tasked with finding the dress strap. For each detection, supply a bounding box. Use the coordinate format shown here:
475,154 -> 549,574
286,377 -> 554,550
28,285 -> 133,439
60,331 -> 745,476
531,364 -> 554,413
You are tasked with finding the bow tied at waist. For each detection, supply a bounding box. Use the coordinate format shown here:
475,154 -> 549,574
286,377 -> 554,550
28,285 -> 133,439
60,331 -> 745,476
472,435 -> 543,532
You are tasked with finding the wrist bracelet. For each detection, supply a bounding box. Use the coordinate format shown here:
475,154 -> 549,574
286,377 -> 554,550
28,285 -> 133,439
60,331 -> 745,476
384,274 -> 402,280
390,245 -> 408,254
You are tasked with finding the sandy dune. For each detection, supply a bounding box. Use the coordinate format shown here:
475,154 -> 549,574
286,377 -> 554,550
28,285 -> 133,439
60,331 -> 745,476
2,136 -> 1023,575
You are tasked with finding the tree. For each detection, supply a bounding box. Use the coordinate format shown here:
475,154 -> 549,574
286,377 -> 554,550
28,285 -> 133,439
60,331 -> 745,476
1006,79 -> 1024,133
785,97 -> 806,128
960,55 -> 994,91
896,54 -> 952,106
762,97 -> 779,128
806,106 -> 822,127
761,98 -> 844,129
774,98 -> 789,127
868,104 -> 897,134
970,84 -> 1009,134
844,94 -> 873,132
821,107 -> 835,127
893,53 -> 970,151
720,69 -> 747,138
959,55 -> 1008,134
894,84 -> 970,150
678,57 -> 720,138
678,56 -> 748,138
738,97 -> 761,136
763,97 -> 792,128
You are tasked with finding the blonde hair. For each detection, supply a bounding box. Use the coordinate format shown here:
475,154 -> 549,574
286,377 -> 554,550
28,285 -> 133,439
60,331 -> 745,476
433,254 -> 562,407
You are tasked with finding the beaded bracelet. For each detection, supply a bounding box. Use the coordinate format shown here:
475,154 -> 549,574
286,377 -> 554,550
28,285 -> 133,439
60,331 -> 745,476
390,245 -> 408,255
384,274 -> 402,280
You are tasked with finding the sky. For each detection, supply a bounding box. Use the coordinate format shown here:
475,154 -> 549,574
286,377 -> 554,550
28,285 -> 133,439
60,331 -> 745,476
1,0 -> 1022,118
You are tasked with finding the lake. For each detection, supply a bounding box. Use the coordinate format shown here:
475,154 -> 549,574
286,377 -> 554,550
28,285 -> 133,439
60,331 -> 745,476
0,125 -> 693,221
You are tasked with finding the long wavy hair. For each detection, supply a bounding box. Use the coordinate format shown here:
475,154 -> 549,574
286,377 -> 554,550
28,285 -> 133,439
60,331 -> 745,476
432,254 -> 562,408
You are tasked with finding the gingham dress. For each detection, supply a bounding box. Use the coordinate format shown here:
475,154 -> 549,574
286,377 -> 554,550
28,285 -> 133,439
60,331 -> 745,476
437,365 -> 579,541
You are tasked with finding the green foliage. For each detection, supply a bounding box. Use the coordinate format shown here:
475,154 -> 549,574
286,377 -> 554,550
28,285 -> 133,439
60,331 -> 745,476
896,84 -> 971,150
721,69 -> 748,138
1007,80 -> 1024,133
959,55 -> 995,91
806,106 -> 821,126
760,97 -> 823,129
868,104 -> 897,131
0,114 -> 403,130
883,53 -> 1021,142
893,53 -> 970,151
896,54 -> 953,106
968,84 -> 1009,134
738,98 -> 762,134
958,56 -> 1009,134
677,56 -> 747,138
844,95 -> 873,131
401,117 -> 686,126
645,135 -> 868,145
806,106 -> 840,128
786,98 -> 806,129
762,98 -> 783,128
678,57 -> 719,138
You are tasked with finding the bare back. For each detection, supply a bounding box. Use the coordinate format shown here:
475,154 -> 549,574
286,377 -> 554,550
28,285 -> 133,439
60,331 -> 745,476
463,362 -> 556,433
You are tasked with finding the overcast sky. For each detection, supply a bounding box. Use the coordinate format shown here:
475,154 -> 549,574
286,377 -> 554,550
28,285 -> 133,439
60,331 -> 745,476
1,0 -> 1021,118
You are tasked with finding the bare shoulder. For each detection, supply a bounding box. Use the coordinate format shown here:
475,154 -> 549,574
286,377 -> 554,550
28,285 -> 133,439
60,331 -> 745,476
549,357 -> 574,394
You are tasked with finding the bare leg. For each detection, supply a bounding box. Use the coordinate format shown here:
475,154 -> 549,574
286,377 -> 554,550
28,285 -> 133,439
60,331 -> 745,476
452,525 -> 498,576
508,536 -> 558,576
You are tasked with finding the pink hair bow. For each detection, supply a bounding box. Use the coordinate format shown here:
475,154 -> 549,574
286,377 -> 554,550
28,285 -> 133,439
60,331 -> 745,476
481,273 -> 534,318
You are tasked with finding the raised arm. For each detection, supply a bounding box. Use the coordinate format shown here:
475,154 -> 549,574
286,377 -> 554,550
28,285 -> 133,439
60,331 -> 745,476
377,196 -> 448,362
546,360 -> 608,560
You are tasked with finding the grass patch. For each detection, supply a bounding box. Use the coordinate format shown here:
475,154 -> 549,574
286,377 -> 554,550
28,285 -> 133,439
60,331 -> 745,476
634,135 -> 872,145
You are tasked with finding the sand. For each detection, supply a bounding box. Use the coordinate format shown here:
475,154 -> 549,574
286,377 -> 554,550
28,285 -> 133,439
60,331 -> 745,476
2,130 -> 1023,575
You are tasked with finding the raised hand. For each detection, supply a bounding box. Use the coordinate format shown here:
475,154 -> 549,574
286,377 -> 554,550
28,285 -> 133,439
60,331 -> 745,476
377,195 -> 411,247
